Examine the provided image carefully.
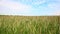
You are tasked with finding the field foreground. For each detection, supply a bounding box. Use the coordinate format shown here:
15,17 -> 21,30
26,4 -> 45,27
0,15 -> 60,34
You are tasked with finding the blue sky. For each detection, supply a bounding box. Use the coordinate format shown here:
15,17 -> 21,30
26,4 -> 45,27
0,0 -> 60,16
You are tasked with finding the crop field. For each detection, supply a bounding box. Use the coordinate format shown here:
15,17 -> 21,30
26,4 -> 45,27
0,15 -> 60,34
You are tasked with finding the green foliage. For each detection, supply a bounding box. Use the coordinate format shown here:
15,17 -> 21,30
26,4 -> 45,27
0,16 -> 59,34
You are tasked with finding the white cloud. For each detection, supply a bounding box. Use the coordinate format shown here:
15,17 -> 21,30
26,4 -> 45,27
0,0 -> 60,16
47,3 -> 60,10
0,1 -> 32,11
47,3 -> 60,15
0,0 -> 32,15
32,0 -> 46,5
53,11 -> 60,15
55,0 -> 60,2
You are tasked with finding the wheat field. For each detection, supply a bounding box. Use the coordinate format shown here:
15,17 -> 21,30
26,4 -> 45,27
0,15 -> 60,34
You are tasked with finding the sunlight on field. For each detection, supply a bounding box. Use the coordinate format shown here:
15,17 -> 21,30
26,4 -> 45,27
0,15 -> 60,34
